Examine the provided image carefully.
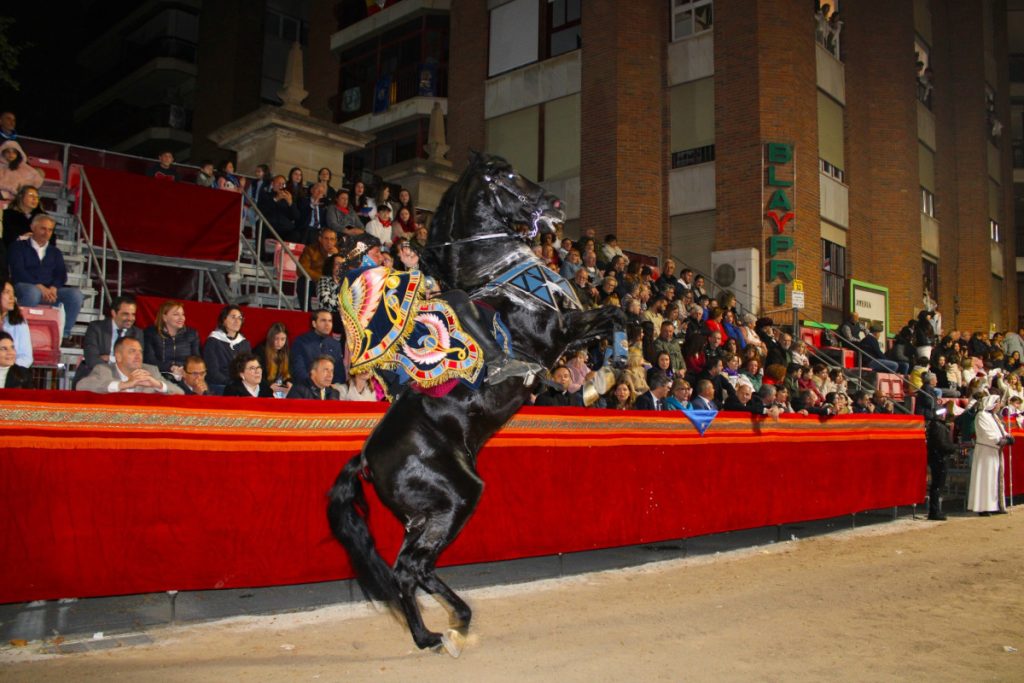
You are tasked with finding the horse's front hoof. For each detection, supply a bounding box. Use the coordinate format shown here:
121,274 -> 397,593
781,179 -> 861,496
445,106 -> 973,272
440,629 -> 464,658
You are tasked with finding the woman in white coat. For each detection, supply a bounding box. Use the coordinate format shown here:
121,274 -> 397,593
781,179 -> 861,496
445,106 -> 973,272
967,394 -> 1010,516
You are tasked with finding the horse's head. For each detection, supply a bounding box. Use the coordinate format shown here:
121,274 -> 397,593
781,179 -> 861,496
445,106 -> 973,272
470,153 -> 565,240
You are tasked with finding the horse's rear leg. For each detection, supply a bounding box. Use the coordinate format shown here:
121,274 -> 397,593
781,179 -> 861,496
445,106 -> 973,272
393,471 -> 483,651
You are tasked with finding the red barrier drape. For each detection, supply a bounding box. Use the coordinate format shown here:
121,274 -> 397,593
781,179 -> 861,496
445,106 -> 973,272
134,295 -> 312,348
79,166 -> 241,262
0,391 -> 926,603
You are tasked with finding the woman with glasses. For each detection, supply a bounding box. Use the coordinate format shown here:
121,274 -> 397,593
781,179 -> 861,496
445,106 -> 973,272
203,304 -> 252,394
222,352 -> 272,398
664,378 -> 693,411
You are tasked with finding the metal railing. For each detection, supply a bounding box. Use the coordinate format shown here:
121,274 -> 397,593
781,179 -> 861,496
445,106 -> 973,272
76,168 -> 124,314
238,192 -> 314,312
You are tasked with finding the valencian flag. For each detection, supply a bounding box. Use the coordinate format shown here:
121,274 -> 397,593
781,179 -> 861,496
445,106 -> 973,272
682,409 -> 718,436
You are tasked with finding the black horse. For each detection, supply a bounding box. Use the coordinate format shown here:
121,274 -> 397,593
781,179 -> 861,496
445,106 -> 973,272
327,154 -> 623,654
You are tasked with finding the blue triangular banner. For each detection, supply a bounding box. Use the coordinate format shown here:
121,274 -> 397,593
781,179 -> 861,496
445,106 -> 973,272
682,409 -> 718,436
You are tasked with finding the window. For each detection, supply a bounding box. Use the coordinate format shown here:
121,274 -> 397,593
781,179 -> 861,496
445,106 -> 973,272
485,94 -> 580,182
489,0 -> 540,76
546,0 -> 581,58
991,219 -> 1001,243
915,37 -> 933,109
670,77 -> 715,167
672,0 -> 713,41
814,0 -> 841,59
817,91 -> 845,182
923,259 -> 938,303
821,239 -> 847,312
921,188 -> 935,217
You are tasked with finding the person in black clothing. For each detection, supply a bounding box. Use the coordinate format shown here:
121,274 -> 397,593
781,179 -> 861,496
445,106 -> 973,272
534,365 -> 584,407
919,386 -> 955,521
635,373 -> 672,411
0,331 -> 32,388
288,355 -> 341,401
145,150 -> 178,181
257,174 -> 300,243
222,352 -> 273,398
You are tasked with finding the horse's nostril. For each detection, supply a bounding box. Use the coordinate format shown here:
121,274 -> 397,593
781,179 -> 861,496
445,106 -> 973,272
553,200 -> 561,209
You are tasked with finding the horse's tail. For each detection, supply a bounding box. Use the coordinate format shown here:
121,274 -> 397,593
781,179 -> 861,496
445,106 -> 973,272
327,455 -> 400,605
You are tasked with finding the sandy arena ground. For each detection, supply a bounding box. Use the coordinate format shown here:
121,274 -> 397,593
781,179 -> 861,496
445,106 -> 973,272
2,512 -> 1023,682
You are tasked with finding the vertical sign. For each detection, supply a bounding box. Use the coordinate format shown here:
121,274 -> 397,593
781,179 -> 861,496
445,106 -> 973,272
764,143 -> 795,306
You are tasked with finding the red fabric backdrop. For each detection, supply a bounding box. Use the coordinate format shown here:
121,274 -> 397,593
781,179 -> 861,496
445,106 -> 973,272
0,391 -> 927,604
134,295 -> 312,348
79,166 -> 241,262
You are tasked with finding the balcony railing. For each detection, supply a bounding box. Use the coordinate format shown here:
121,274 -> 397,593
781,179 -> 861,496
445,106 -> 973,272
671,144 -> 715,169
338,62 -> 448,123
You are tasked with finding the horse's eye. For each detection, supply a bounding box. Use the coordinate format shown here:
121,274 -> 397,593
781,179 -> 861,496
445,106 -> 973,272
507,173 -> 515,180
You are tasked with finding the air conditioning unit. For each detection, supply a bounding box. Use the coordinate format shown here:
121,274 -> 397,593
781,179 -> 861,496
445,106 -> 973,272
710,248 -> 760,313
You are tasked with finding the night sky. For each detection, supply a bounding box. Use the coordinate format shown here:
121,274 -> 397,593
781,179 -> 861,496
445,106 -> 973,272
1,8 -> 82,142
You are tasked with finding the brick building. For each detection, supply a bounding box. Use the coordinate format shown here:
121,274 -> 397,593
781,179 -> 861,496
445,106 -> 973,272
331,0 -> 1015,332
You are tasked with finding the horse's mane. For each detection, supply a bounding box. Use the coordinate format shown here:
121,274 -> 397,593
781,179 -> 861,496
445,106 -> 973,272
420,152 -> 514,283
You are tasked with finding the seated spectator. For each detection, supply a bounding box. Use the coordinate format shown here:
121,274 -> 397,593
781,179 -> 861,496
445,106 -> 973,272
299,228 -> 340,283
741,357 -> 763,392
395,187 -> 413,214
2,185 -> 46,249
725,380 -> 779,417
691,378 -> 718,411
605,381 -> 636,410
337,369 -> 377,401
560,249 -> 582,281
721,352 -> 741,387
285,167 -> 307,202
664,378 -> 693,411
908,356 -> 931,390
392,206 -> 417,244
773,385 -> 799,413
564,349 -> 592,393
352,180 -> 374,225
287,354 -> 341,400
699,356 -> 737,404
195,160 -> 216,188
409,225 -> 430,256
0,331 -> 32,388
635,373 -> 672,411
931,355 -> 961,398
292,309 -> 346,386
651,321 -> 684,372
145,150 -> 178,181
571,267 -> 597,309
534,365 -> 584,407
8,214 -> 83,340
203,305 -> 252,393
0,110 -> 17,141
298,181 -> 328,243
178,355 -> 209,396
789,339 -> 810,369
215,160 -> 243,192
837,311 -> 866,348
0,140 -> 43,207
325,189 -> 364,237
257,175 -> 300,243
222,352 -> 273,398
646,351 -> 676,388
850,390 -> 874,414
0,278 -> 31,367
364,203 -> 394,246
143,300 -> 201,379
682,333 -> 708,379
859,323 -> 902,374
254,321 -> 293,397
315,167 -> 338,204
246,164 -> 273,209
691,274 -> 708,299
78,337 -> 183,394
74,294 -> 143,387
826,390 -> 852,415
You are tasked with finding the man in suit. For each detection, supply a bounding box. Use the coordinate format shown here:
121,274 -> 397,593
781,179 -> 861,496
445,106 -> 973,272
77,337 -> 183,394
0,331 -> 33,388
73,294 -> 144,387
697,356 -> 735,405
288,355 -> 341,400
635,373 -> 672,411
691,379 -> 719,411
177,355 -> 209,396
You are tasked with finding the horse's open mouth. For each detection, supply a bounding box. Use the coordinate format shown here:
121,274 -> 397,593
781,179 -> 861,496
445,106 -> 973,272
533,209 -> 565,234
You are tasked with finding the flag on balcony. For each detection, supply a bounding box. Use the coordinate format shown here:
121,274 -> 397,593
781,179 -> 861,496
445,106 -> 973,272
366,0 -> 395,16
373,75 -> 392,114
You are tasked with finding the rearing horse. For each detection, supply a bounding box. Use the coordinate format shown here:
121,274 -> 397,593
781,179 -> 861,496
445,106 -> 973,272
327,154 -> 623,654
